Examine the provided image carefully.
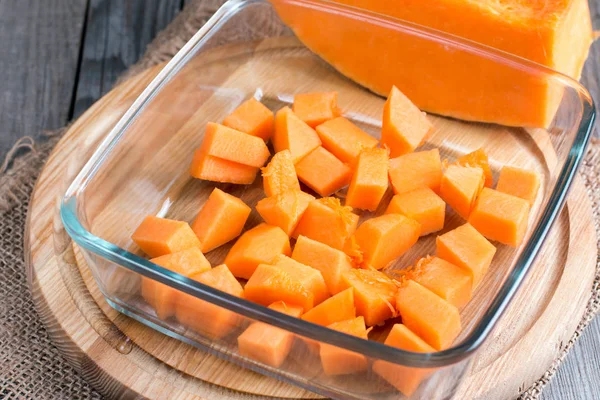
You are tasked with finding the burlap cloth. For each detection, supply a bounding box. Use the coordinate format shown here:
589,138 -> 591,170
0,1 -> 598,398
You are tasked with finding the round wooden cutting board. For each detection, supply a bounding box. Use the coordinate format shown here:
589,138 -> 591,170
25,40 -> 596,400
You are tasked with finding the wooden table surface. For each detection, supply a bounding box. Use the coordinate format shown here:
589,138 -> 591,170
0,1 -> 598,399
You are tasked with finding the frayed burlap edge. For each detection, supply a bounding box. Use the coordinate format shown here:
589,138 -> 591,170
0,0 -> 599,397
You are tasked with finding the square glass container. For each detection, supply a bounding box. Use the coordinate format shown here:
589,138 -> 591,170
61,0 -> 595,398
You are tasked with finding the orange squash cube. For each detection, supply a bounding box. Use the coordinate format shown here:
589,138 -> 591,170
385,187 -> 445,236
382,86 -> 432,157
274,255 -> 330,306
457,148 -> 494,188
293,91 -> 340,128
292,235 -> 354,294
301,287 -> 356,326
142,247 -> 211,320
388,149 -> 442,194
293,197 -> 359,251
200,122 -> 270,168
440,164 -> 485,219
315,117 -> 378,165
345,147 -> 389,211
340,269 -> 398,326
468,188 -> 530,247
273,107 -> 321,163
395,280 -> 461,350
295,146 -> 352,197
256,191 -> 315,236
320,316 -> 369,376
261,149 -> 301,197
407,256 -> 473,308
189,149 -> 258,184
222,98 -> 274,141
436,223 -> 496,289
354,214 -> 421,270
237,301 -> 303,368
245,263 -> 319,312
224,223 -> 291,279
496,165 -> 541,205
373,324 -> 436,396
175,265 -> 244,339
191,188 -> 251,253
132,216 -> 200,258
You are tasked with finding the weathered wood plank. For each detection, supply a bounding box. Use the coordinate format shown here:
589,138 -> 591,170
72,0 -> 182,119
0,0 -> 87,160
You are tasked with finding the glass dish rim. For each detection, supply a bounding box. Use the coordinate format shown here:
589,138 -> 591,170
60,0 -> 596,368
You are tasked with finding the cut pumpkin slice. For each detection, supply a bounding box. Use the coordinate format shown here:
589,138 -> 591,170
320,316 -> 369,376
354,214 -> 421,270
237,301 -> 303,368
224,223 -> 291,279
395,280 -> 461,350
191,188 -> 251,253
273,107 -> 321,163
190,149 -> 258,184
222,98 -> 274,141
373,324 -> 436,396
200,122 -> 270,168
175,265 -> 244,339
132,216 -> 200,258
261,149 -> 301,197
382,86 -> 432,157
315,116 -> 378,165
293,91 -> 340,128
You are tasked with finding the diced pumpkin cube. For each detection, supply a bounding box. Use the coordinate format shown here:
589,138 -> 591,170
293,91 -> 340,128
373,324 -> 436,396
292,235 -> 354,294
340,269 -> 398,326
189,149 -> 258,184
274,255 -> 330,306
222,98 -> 274,141
191,188 -> 251,253
345,147 -> 389,211
142,248 -> 211,320
273,107 -> 321,163
354,214 -> 421,270
388,149 -> 442,194
175,265 -> 244,339
406,256 -> 473,308
261,149 -> 301,197
237,301 -> 303,368
385,187 -> 445,236
440,164 -> 485,219
315,117 -> 378,165
293,197 -> 359,251
224,223 -> 291,279
382,86 -> 432,157
200,122 -> 270,168
457,148 -> 493,188
496,165 -> 541,205
295,146 -> 352,197
395,280 -> 461,350
256,191 -> 315,236
436,223 -> 496,289
132,216 -> 200,258
244,264 -> 314,311
468,188 -> 530,247
320,316 -> 369,376
301,287 -> 356,326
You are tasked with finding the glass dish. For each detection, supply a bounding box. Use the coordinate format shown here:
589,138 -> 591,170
60,0 -> 595,398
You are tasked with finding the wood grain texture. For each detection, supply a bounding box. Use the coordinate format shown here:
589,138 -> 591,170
71,0 -> 182,119
25,40 -> 596,400
0,0 -> 87,160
